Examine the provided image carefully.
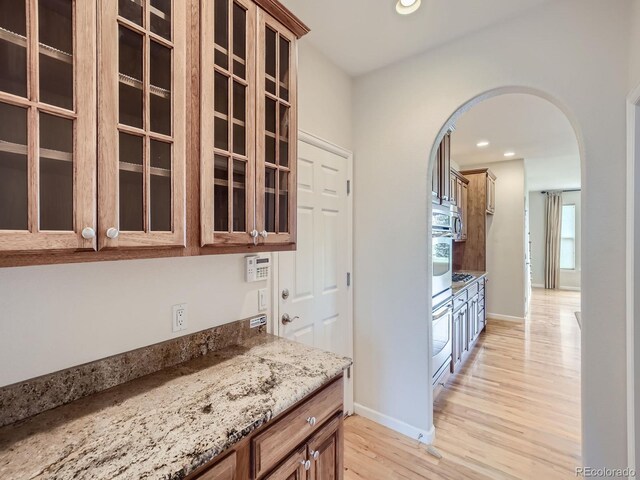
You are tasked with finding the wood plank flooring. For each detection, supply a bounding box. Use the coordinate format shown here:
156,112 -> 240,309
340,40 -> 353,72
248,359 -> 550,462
344,288 -> 581,479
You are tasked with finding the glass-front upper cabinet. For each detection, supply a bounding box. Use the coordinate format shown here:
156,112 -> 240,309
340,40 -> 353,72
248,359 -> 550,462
256,10 -> 297,245
0,0 -> 96,252
98,0 -> 186,249
201,0 -> 256,246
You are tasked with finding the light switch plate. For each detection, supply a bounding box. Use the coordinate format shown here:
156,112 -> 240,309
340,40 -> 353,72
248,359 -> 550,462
172,304 -> 187,332
258,288 -> 268,311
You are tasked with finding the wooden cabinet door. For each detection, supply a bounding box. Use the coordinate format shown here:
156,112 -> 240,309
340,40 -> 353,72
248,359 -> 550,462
452,309 -> 462,371
461,183 -> 468,240
431,151 -> 440,202
98,0 -> 187,249
264,447 -> 308,480
0,0 -> 96,252
449,173 -> 457,206
201,0 -> 257,246
195,452 -> 236,480
255,10 -> 297,245
440,133 -> 451,203
308,415 -> 343,480
469,294 -> 479,342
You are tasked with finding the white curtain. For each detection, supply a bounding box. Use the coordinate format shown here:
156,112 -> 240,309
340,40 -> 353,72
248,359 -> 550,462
544,191 -> 563,289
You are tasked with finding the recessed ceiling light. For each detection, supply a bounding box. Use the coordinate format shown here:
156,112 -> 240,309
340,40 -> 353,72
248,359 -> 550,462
396,0 -> 421,15
504,151 -> 515,157
476,141 -> 490,148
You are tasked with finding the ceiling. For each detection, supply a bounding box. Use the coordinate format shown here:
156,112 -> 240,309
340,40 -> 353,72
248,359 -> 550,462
280,0 -> 552,76
450,94 -> 580,191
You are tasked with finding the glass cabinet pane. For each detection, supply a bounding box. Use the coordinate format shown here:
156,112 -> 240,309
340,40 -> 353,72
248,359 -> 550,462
119,132 -> 144,231
39,0 -> 73,110
233,160 -> 245,231
119,26 -> 144,128
265,27 -> 276,95
214,72 -> 229,150
39,112 -> 73,231
232,81 -> 245,156
279,171 -> 288,232
232,2 -> 246,78
0,0 -> 27,97
150,40 -> 172,135
150,139 -> 172,231
0,102 -> 28,230
265,167 -> 276,232
265,97 -> 276,164
150,0 -> 171,41
279,36 -> 290,101
214,154 -> 229,231
214,0 -> 228,69
279,105 -> 289,167
119,0 -> 143,26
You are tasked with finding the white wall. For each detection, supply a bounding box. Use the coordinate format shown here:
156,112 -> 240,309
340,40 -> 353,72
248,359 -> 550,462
630,0 -> 640,90
529,190 -> 582,290
0,39 -> 353,388
484,159 -> 526,319
297,40 -> 353,150
353,0 -> 631,468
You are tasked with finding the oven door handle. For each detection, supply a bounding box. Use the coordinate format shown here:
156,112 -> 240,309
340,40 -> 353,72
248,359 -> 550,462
433,232 -> 454,238
433,304 -> 452,320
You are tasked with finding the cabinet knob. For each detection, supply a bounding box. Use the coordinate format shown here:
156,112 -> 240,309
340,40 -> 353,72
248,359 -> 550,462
310,450 -> 320,460
81,227 -> 96,240
300,459 -> 311,471
260,230 -> 268,239
306,416 -> 317,426
106,228 -> 119,239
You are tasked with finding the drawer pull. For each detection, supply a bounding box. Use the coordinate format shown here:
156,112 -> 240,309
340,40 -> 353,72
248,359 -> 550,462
307,416 -> 317,426
301,459 -> 311,471
310,450 -> 320,460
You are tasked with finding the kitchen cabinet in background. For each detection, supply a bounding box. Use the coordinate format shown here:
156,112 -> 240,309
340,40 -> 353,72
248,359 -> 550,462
432,131 -> 452,205
453,168 -> 497,272
450,169 -> 469,242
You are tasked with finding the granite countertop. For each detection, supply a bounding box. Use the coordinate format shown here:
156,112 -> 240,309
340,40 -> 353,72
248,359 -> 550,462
452,270 -> 487,295
0,335 -> 352,480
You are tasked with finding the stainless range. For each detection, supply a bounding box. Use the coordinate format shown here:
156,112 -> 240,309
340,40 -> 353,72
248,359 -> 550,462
432,204 -> 453,308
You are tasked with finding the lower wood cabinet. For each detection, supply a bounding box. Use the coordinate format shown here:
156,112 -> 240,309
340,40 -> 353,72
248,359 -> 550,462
189,376 -> 344,480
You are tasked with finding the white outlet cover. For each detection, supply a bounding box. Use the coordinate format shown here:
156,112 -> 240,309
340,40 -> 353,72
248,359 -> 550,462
172,304 -> 188,332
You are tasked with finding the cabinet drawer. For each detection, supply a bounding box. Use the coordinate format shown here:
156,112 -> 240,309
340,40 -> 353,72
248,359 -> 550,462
253,377 -> 343,478
467,281 -> 479,297
453,291 -> 468,312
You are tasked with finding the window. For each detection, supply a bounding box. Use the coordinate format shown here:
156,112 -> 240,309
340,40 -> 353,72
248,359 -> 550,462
560,204 -> 576,270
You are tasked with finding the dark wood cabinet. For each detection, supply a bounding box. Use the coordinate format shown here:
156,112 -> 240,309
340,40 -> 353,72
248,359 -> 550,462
432,131 -> 452,205
189,376 -> 344,480
450,169 -> 469,243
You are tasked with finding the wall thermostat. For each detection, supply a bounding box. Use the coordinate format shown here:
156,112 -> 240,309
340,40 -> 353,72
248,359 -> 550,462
246,255 -> 270,282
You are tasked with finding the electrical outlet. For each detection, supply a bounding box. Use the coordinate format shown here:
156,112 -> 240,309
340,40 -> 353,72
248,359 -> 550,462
172,304 -> 187,332
258,288 -> 268,311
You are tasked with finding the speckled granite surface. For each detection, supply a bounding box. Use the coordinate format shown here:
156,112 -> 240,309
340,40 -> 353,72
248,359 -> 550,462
0,319 -> 264,427
0,335 -> 352,480
452,271 -> 487,296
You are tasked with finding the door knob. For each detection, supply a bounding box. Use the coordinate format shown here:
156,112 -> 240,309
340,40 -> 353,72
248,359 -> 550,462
281,313 -> 299,325
106,227 -> 119,239
249,230 -> 259,245
81,227 -> 96,240
260,230 -> 268,239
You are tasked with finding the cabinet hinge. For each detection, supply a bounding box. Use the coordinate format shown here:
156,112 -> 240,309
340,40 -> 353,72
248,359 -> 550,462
347,180 -> 351,195
347,272 -> 351,287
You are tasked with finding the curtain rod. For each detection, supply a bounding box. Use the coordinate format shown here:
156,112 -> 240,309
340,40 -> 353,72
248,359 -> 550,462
540,188 -> 581,194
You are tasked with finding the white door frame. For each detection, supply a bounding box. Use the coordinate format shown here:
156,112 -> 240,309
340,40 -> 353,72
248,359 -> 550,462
627,83 -> 640,476
273,129 -> 354,410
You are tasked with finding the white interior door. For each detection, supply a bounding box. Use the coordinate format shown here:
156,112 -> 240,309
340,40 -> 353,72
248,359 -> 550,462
277,132 -> 353,413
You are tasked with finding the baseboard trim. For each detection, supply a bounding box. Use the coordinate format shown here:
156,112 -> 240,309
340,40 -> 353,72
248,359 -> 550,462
353,403 -> 435,444
487,313 -> 526,322
531,283 -> 581,292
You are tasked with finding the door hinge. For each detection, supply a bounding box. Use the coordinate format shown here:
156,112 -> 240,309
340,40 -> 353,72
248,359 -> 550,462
347,272 -> 351,287
347,180 -> 351,195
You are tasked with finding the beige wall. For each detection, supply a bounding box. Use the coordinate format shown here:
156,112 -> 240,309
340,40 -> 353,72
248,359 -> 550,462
484,160 -> 526,319
0,38 -> 353,388
529,190 -> 582,290
297,40 -> 353,150
353,0 -> 632,467
630,0 -> 640,90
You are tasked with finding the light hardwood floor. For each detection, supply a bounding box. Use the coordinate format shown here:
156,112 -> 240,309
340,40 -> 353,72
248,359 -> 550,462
344,288 -> 581,479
